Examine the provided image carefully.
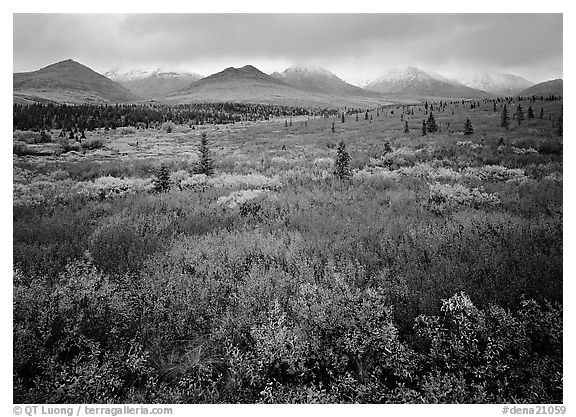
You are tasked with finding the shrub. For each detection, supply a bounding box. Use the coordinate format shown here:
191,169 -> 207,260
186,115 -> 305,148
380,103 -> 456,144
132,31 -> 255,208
81,138 -> 105,150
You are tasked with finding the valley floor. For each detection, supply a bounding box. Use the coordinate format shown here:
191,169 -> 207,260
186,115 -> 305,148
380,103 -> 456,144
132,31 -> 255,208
13,98 -> 563,403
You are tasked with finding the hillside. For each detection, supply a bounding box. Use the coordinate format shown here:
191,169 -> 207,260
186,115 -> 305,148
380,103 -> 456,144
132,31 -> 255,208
13,59 -> 139,104
519,79 -> 563,97
457,72 -> 533,96
270,66 -> 382,98
362,66 -> 491,99
165,65 -> 395,107
106,69 -> 204,100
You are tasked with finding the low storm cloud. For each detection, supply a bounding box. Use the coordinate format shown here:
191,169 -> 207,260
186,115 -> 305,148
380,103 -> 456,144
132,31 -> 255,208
13,13 -> 563,84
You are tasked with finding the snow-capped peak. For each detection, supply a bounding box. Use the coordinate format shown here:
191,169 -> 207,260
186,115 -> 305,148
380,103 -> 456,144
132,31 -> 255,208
105,68 -> 202,82
456,71 -> 533,94
280,66 -> 339,79
360,66 -> 433,88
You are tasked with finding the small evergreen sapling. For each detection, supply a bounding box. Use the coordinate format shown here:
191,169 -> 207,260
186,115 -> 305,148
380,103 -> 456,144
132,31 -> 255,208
501,105 -> 510,130
426,112 -> 438,133
196,132 -> 215,176
516,104 -> 525,126
334,139 -> 351,181
464,118 -> 474,135
153,164 -> 171,193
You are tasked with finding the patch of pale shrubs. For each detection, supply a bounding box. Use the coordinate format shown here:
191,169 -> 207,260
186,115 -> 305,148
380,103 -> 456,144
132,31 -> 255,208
428,182 -> 500,210
175,171 -> 282,190
464,165 -> 527,183
77,176 -> 154,200
457,141 -> 483,150
217,189 -> 268,210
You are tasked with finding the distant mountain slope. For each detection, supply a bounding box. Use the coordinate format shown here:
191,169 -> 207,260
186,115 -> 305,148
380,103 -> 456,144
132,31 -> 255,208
362,66 -> 491,99
105,69 -> 204,99
13,59 -> 139,104
457,72 -> 533,96
270,66 -> 381,97
519,79 -> 563,97
166,65 -> 394,107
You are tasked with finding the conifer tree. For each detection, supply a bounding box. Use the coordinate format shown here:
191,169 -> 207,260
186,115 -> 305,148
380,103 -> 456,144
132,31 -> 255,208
331,121 -> 335,133
195,132 -> 215,176
539,108 -> 544,119
557,113 -> 563,136
515,104 -> 525,126
422,120 -> 427,136
501,104 -> 510,130
334,139 -> 351,181
404,120 -> 409,134
426,112 -> 438,133
153,164 -> 171,193
528,106 -> 535,119
493,102 -> 497,112
464,118 -> 474,135
356,113 -> 359,122
341,112 -> 345,123
383,139 -> 393,154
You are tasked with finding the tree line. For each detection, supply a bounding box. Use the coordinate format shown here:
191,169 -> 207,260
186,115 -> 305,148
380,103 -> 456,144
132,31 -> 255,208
13,102 -> 339,132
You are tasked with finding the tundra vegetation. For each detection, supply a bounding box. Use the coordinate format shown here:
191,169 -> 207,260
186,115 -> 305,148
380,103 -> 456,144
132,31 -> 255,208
13,96 -> 562,403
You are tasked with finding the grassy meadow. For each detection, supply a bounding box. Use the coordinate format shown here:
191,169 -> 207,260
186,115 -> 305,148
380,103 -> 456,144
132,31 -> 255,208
13,98 -> 563,403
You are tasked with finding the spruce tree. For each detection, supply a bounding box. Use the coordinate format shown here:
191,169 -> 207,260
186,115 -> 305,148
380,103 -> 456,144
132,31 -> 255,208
464,118 -> 474,135
334,139 -> 351,181
501,105 -> 510,130
528,106 -> 535,119
422,120 -> 427,136
539,108 -> 544,119
331,121 -> 335,133
426,112 -> 438,133
557,114 -> 563,136
341,112 -> 345,123
515,104 -> 525,126
153,164 -> 171,193
404,120 -> 409,134
383,140 -> 393,154
196,132 -> 215,176
493,102 -> 497,112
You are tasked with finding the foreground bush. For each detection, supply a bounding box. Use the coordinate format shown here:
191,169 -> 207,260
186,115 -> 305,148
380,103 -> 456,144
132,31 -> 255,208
13,262 -> 562,404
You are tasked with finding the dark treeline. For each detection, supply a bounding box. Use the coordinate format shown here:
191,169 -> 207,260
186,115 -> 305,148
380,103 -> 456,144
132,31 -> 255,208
13,102 -> 340,131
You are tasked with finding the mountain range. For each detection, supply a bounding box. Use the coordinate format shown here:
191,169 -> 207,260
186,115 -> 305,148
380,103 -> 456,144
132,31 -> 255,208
13,59 -> 138,104
456,72 -> 533,96
105,69 -> 203,100
163,65 -> 394,107
361,66 -> 493,99
518,79 -> 563,97
13,59 -> 562,107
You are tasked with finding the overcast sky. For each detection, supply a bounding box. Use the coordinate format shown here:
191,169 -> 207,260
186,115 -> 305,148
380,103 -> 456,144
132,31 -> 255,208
13,14 -> 563,84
